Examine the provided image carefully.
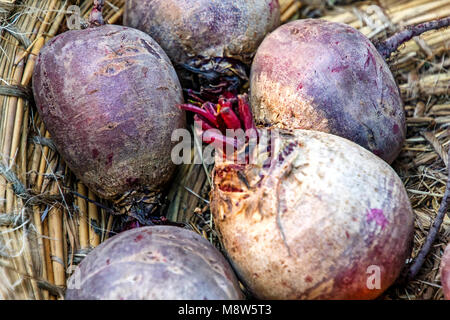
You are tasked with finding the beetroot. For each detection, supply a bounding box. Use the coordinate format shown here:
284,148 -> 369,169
32,2 -> 185,212
124,0 -> 281,66
65,226 -> 244,300
441,244 -> 450,300
250,18 -> 450,163
180,94 -> 414,300
212,129 -> 414,299
124,0 -> 280,96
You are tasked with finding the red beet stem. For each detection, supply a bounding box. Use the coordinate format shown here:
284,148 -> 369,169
179,103 -> 219,128
203,102 -> 218,117
182,93 -> 258,152
220,107 -> 242,130
203,130 -> 237,148
89,0 -> 105,27
194,115 -> 215,131
238,94 -> 256,131
218,97 -> 234,109
222,91 -> 238,101
376,17 -> 450,59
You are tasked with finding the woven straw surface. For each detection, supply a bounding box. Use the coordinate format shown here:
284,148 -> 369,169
0,0 -> 448,300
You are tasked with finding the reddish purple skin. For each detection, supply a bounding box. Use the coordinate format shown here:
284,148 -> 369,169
441,244 -> 450,299
124,0 -> 281,65
65,226 -> 244,300
250,19 -> 406,163
32,25 -> 185,199
366,209 -> 389,230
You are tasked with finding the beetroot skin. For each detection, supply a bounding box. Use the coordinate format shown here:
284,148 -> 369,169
32,24 -> 185,200
441,244 -> 450,300
124,0 -> 281,65
211,129 -> 414,300
65,226 -> 244,300
250,19 -> 405,163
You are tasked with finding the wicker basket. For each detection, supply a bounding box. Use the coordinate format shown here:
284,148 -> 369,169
0,0 -> 448,300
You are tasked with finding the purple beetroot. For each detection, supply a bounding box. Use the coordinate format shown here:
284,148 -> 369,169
65,226 -> 244,300
32,1 -> 185,214
124,0 -> 281,66
250,18 -> 450,163
124,0 -> 281,94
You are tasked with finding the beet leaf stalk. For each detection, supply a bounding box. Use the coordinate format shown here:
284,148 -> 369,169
376,17 -> 450,59
179,93 -> 257,153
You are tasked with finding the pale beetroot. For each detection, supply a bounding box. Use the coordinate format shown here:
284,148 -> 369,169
65,226 -> 244,300
180,94 -> 414,300
32,2 -> 185,213
441,244 -> 450,300
250,18 -> 450,163
212,129 -> 413,300
124,0 -> 281,66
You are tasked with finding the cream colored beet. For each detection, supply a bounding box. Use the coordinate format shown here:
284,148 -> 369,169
211,129 -> 414,299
